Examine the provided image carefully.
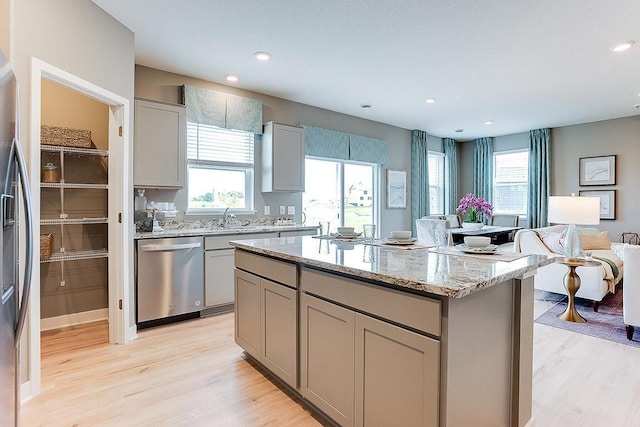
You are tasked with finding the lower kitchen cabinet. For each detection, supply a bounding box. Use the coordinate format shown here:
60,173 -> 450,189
300,293 -> 355,426
300,292 -> 439,427
354,313 -> 439,427
234,264 -> 298,389
205,249 -> 234,307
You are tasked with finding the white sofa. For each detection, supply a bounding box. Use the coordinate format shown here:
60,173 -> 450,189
514,225 -> 624,311
623,245 -> 640,340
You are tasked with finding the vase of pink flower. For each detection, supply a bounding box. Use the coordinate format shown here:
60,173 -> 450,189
456,193 -> 493,229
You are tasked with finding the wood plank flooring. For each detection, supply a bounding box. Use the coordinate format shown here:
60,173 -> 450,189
22,302 -> 640,427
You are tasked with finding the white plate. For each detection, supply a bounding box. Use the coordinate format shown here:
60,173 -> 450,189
333,232 -> 362,239
458,244 -> 498,254
384,238 -> 417,246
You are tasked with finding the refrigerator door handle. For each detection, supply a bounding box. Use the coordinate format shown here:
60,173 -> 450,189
12,138 -> 33,346
1,284 -> 14,305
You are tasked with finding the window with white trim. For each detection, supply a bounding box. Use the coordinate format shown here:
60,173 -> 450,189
428,151 -> 445,215
493,150 -> 528,215
186,122 -> 254,212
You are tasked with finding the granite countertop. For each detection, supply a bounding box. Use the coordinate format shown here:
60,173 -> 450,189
230,236 -> 554,298
134,224 -> 318,239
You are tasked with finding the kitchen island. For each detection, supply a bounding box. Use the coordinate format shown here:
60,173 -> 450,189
230,236 -> 553,427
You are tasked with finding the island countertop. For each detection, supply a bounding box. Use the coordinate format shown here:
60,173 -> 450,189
230,236 -> 554,298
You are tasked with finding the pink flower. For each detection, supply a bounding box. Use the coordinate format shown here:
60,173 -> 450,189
456,193 -> 493,222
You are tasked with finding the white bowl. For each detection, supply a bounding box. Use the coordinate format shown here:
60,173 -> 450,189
464,236 -> 491,247
337,227 -> 355,235
391,230 -> 412,240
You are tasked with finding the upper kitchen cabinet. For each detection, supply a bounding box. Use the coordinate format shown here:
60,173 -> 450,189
134,98 -> 186,188
262,122 -> 305,192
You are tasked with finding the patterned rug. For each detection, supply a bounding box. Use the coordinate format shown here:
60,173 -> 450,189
535,289 -> 640,348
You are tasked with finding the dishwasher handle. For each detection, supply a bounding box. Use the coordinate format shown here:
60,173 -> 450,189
139,242 -> 202,252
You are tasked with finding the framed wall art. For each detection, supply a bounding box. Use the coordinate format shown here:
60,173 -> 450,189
579,155 -> 616,186
579,190 -> 616,220
386,169 -> 407,209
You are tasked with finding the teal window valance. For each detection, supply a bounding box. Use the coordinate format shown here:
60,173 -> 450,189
303,125 -> 387,164
182,84 -> 262,134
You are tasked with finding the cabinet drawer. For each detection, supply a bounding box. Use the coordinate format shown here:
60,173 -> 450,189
205,232 -> 278,250
235,250 -> 297,288
301,267 -> 441,337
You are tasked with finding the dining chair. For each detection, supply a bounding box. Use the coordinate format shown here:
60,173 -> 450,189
490,214 -> 520,241
415,219 -> 452,246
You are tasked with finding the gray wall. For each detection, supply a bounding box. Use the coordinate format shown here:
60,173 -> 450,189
458,117 -> 640,240
135,65 -> 422,238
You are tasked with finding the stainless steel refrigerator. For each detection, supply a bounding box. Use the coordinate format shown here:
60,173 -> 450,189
0,49 -> 34,427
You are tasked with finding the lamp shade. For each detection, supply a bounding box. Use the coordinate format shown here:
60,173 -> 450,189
548,196 -> 600,225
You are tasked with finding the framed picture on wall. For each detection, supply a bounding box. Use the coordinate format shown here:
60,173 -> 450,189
579,155 -> 616,186
579,190 -> 616,220
386,169 -> 407,209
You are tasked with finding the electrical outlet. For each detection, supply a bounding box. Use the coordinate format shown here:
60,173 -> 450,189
264,206 -> 271,215
280,206 -> 286,215
287,206 -> 295,215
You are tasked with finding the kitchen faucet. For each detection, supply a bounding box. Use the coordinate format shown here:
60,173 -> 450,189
222,207 -> 235,227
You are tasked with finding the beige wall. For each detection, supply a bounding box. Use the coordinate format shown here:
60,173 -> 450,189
41,79 -> 109,150
0,0 -> 10,58
135,65 -> 421,237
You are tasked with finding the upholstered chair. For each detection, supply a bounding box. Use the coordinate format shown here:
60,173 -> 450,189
623,245 -> 640,340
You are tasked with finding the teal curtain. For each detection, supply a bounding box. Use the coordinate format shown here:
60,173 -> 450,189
411,130 -> 430,235
303,125 -> 387,164
528,128 -> 551,228
473,137 -> 494,212
443,138 -> 458,214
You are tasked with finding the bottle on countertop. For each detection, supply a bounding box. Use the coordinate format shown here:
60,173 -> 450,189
134,189 -> 147,212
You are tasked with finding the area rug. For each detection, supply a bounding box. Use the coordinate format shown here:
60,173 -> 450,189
535,290 -> 640,348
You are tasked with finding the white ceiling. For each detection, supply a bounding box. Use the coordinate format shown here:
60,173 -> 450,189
92,0 -> 640,140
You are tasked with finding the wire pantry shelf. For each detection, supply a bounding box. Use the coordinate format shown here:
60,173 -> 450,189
41,182 -> 108,189
41,144 -> 109,157
41,217 -> 109,225
41,249 -> 108,263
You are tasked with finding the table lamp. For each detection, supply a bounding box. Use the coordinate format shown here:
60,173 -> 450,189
548,194 -> 600,261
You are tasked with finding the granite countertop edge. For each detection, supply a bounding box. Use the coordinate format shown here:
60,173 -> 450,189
230,240 -> 555,299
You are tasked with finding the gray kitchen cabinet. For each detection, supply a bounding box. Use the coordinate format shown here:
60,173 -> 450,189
234,269 -> 261,359
354,314 -> 439,427
234,250 -> 298,388
261,278 -> 297,389
300,293 -> 356,427
262,122 -> 305,192
205,232 -> 278,310
134,98 -> 186,188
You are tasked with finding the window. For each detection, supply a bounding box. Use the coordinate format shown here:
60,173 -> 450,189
493,150 -> 529,215
428,151 -> 445,215
186,123 -> 254,212
303,158 -> 377,234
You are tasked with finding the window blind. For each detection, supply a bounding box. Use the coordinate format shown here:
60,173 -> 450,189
493,151 -> 528,214
187,122 -> 254,166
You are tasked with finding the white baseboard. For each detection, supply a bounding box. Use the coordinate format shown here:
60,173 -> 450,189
41,308 -> 109,331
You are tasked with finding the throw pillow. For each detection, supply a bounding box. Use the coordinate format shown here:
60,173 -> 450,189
538,231 -> 565,254
579,230 -> 611,250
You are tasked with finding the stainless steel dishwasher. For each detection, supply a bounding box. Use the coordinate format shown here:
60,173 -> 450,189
136,236 -> 204,324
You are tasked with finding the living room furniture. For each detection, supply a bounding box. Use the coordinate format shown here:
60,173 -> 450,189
514,225 -> 624,311
556,258 -> 600,323
548,195 -> 600,260
623,245 -> 640,340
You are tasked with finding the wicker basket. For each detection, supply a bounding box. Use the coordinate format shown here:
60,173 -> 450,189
41,125 -> 92,148
40,234 -> 53,260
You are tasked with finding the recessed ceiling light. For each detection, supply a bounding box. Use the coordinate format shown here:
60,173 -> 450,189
611,40 -> 635,52
361,103 -> 372,109
484,120 -> 494,125
225,74 -> 239,82
425,98 -> 436,104
255,51 -> 272,61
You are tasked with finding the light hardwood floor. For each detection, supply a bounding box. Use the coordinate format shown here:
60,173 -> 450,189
22,301 -> 640,427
